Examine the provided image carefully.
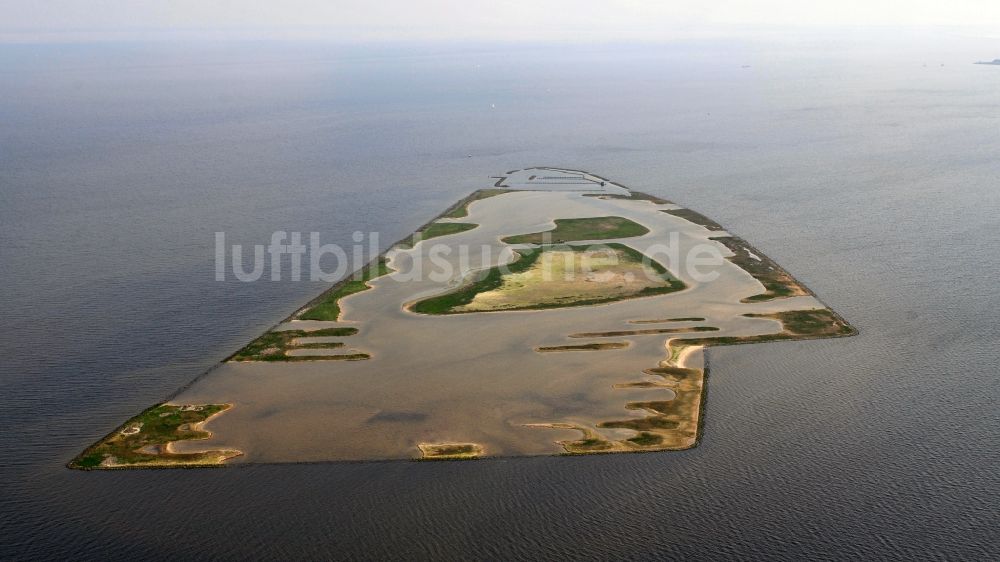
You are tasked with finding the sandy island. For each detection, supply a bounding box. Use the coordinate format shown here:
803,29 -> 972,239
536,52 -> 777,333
72,167 -> 855,468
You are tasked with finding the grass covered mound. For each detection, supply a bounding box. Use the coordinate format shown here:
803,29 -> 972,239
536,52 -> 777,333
70,404 -> 241,469
410,243 -> 686,314
299,259 -> 392,321
501,216 -> 649,245
231,327 -> 362,361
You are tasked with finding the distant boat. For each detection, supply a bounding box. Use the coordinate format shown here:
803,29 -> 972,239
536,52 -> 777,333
974,59 -> 1000,65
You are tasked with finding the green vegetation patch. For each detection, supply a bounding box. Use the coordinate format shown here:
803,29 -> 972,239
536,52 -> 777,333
299,258 -> 392,321
418,442 -> 483,460
282,353 -> 370,362
419,222 -> 477,241
614,381 -> 669,389
745,308 -> 856,338
441,189 -> 509,219
600,416 -> 681,432
564,437 -> 615,453
597,399 -> 688,436
625,400 -> 681,417
293,342 -> 345,349
582,191 -> 672,204
568,326 -> 718,338
596,359 -> 707,450
396,222 -> 478,249
410,247 -> 539,314
662,208 -> 726,231
711,236 -> 808,303
231,327 -> 359,361
643,366 -> 701,381
536,342 -> 630,352
502,216 -> 649,245
411,243 -> 685,315
70,404 -> 240,469
629,317 -> 706,324
627,432 -> 665,446
629,191 -> 673,204
667,309 -> 856,353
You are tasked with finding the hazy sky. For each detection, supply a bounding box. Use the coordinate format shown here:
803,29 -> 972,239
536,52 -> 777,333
3,1 -> 1000,41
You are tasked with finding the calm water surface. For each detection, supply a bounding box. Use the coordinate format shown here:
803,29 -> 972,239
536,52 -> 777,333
1,36 -> 998,559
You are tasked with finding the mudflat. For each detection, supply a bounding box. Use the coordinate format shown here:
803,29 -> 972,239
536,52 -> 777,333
72,167 -> 854,468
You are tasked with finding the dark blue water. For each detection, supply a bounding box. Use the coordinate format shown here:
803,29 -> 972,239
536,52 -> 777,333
1,36 -> 998,559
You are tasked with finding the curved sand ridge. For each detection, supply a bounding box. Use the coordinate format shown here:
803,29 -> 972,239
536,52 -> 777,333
83,167 -> 854,466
